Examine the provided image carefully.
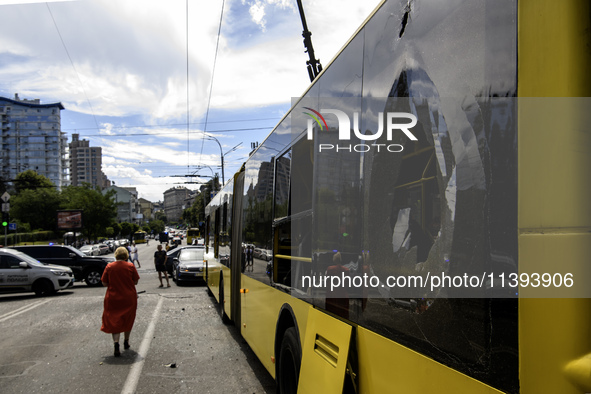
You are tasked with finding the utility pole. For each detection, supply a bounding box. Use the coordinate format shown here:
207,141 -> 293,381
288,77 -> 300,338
296,0 -> 322,82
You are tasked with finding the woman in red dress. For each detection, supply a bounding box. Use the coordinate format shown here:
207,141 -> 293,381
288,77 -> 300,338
101,246 -> 140,357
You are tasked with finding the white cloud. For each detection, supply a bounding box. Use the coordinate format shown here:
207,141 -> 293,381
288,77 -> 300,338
0,0 -> 382,202
249,1 -> 266,32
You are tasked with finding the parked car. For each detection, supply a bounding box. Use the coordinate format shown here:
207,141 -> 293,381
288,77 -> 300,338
260,249 -> 273,261
97,243 -> 110,255
104,240 -> 116,252
172,248 -> 206,284
166,245 -> 205,279
79,244 -> 100,256
0,248 -> 74,296
11,245 -> 113,287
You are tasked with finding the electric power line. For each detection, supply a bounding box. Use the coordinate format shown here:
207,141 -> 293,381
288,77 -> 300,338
60,117 -> 281,132
199,0 -> 226,162
72,126 -> 273,138
46,3 -> 101,133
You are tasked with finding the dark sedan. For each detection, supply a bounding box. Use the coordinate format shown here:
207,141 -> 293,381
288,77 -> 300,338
172,248 -> 206,285
166,245 -> 205,277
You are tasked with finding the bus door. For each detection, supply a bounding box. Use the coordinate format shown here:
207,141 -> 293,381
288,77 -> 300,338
230,170 -> 245,328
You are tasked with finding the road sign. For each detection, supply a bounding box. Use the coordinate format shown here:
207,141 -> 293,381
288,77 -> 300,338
1,202 -> 9,212
8,223 -> 16,231
1,192 -> 9,203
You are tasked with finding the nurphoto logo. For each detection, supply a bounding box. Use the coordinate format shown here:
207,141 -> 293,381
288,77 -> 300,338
303,107 -> 418,153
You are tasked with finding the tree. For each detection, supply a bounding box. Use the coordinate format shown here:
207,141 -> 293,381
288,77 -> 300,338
185,176 -> 219,228
149,219 -> 165,234
14,170 -> 55,194
10,187 -> 61,230
120,222 -> 133,240
61,185 -> 117,241
154,210 -> 167,223
105,227 -> 114,238
111,222 -> 121,238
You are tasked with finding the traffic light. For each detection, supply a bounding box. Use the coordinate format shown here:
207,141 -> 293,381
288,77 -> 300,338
1,212 -> 7,227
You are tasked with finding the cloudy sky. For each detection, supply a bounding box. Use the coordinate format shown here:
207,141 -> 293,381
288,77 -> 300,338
0,0 -> 381,202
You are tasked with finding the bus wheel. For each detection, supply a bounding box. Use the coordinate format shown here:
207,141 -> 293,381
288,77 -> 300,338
278,327 -> 301,394
219,275 -> 230,324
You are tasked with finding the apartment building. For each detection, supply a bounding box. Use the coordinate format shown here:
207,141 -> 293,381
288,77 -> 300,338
0,94 -> 67,187
69,133 -> 110,189
103,185 -> 140,223
138,197 -> 153,222
163,186 -> 190,223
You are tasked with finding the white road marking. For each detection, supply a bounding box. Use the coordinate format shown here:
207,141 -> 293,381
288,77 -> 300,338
0,299 -> 51,323
121,296 -> 164,394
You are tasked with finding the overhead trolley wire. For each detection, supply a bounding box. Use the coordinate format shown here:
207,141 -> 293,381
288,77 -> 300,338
60,117 -> 282,132
69,126 -> 274,138
198,0 -> 226,163
46,3 -> 101,134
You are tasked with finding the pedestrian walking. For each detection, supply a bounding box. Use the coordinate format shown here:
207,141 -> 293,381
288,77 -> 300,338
154,244 -> 170,288
100,247 -> 140,357
246,245 -> 254,271
130,242 -> 141,268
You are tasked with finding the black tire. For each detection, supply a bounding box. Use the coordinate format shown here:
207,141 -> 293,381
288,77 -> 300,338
85,269 -> 103,287
219,275 -> 230,324
277,327 -> 301,394
33,279 -> 56,297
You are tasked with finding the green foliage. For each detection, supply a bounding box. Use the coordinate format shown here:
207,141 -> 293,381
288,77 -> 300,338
120,222 -> 133,238
10,187 -> 61,230
61,185 -> 117,242
154,210 -> 167,223
182,176 -> 219,228
111,222 -> 121,237
149,219 -> 165,234
14,170 -> 54,194
4,230 -> 56,246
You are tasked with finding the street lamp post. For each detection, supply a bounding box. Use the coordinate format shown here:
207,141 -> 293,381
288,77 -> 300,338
204,135 -> 241,188
205,135 -> 224,186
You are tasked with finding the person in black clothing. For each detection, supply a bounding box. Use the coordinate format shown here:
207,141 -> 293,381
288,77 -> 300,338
153,244 -> 170,288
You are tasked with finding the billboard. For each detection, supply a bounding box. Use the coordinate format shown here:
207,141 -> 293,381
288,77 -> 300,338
57,210 -> 83,230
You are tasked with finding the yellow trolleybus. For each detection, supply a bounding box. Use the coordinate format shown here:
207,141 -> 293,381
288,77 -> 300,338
133,230 -> 147,244
205,1 -> 591,393
186,228 -> 201,245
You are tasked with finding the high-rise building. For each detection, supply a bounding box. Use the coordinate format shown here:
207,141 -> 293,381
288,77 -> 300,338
69,133 -> 110,189
163,186 -> 190,223
0,94 -> 67,187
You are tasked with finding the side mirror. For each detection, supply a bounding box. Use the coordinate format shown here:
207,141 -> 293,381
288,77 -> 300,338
19,261 -> 29,269
69,253 -> 77,258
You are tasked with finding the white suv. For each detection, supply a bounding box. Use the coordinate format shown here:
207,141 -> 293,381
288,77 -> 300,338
0,248 -> 74,296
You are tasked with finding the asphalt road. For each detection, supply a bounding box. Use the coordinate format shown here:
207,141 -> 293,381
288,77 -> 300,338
0,240 -> 275,394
